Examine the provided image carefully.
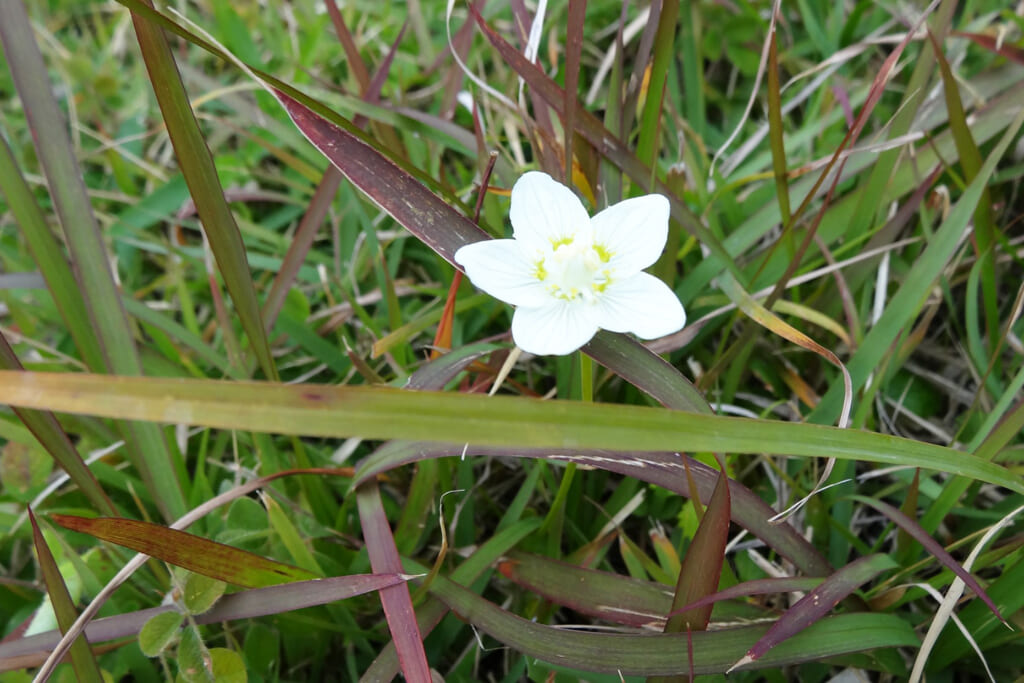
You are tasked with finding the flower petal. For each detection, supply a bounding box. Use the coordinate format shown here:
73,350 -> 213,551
509,172 -> 591,254
454,239 -> 550,307
592,272 -> 686,339
511,302 -> 599,356
590,194 -> 670,274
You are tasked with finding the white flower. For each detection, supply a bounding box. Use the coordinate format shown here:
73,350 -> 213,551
454,172 -> 686,356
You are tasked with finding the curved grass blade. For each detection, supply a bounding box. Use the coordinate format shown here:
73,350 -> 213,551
428,573 -> 917,675
50,515 -> 317,588
671,576 -> 825,616
2,371 -> 1020,495
583,332 -> 711,412
404,342 -> 499,390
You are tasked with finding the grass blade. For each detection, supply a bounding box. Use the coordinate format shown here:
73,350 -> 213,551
1,371 -> 1020,494
0,134 -> 105,372
355,442 -> 831,576
0,0 -> 186,520
356,482 -> 431,681
130,6 -> 277,381
29,511 -> 104,683
729,554 -> 898,672
50,515 -> 318,588
429,573 -> 916,675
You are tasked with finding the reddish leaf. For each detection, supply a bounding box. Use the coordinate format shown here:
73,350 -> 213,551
664,468 -> 731,634
356,482 -> 431,681
50,515 -> 316,588
851,495 -> 1003,621
953,31 -> 1024,65
670,576 -> 824,616
730,554 -> 897,671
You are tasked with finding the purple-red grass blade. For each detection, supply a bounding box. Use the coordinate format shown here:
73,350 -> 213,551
355,442 -> 831,577
360,519 -> 541,681
670,576 -> 824,616
729,553 -> 898,672
664,468 -> 731,635
276,89 -> 486,267
29,511 -> 104,683
850,495 -> 1004,621
953,31 -> 1024,65
356,481 -> 431,682
49,515 -> 317,588
0,573 -> 409,672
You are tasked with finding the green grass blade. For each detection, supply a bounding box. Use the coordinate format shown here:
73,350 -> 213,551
29,512 -> 105,683
809,104 -> 1024,424
635,0 -> 677,170
428,574 -> 917,675
0,134 -> 105,372
0,0 -> 186,520
1,371 -> 1019,494
130,8 -> 277,381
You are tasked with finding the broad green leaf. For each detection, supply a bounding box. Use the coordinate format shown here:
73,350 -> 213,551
138,612 -> 184,657
183,573 -> 227,616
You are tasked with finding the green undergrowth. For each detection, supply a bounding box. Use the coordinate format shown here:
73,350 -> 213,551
1,1 -> 1023,681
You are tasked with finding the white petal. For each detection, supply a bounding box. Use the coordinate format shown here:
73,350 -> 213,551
511,302 -> 599,356
590,194 -> 670,274
509,172 -> 591,254
593,272 -> 686,339
454,240 -> 549,307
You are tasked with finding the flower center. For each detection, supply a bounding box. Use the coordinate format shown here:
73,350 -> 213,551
534,237 -> 613,302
